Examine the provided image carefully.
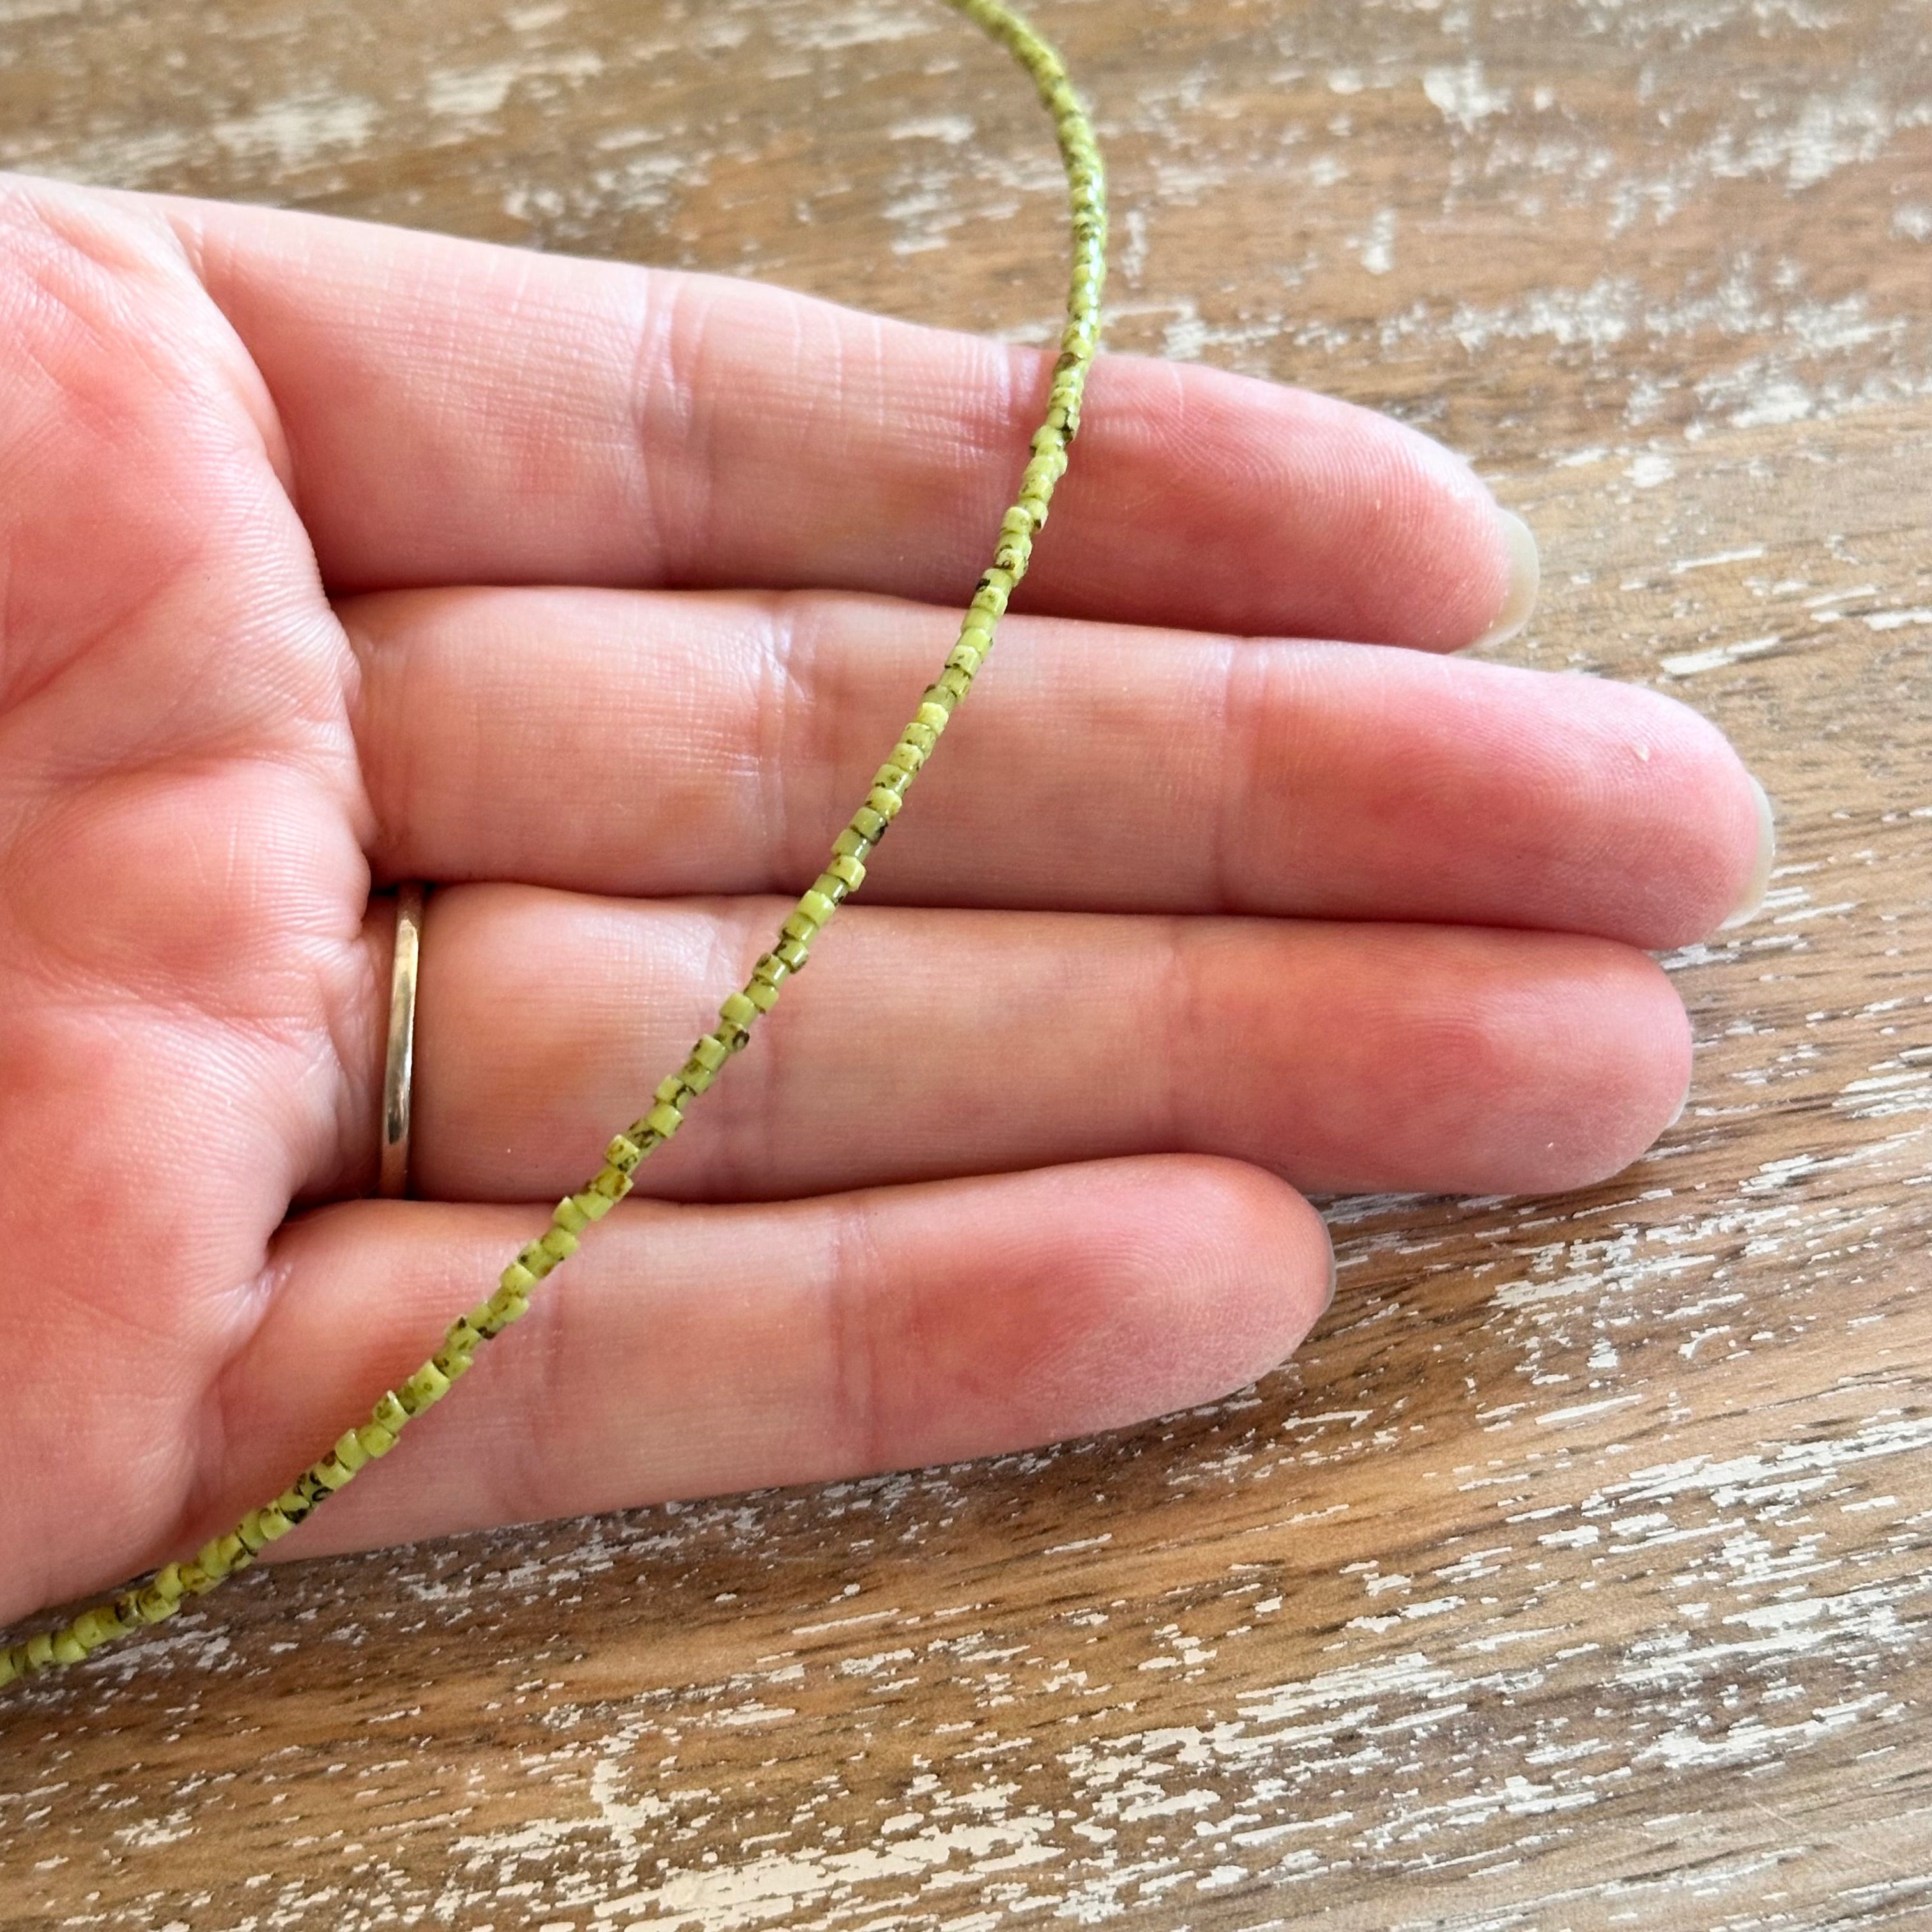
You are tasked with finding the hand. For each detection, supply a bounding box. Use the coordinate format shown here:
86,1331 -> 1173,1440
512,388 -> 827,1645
0,175 -> 1769,1630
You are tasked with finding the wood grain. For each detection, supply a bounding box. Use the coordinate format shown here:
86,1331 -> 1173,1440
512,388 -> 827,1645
3,0 -> 1931,1925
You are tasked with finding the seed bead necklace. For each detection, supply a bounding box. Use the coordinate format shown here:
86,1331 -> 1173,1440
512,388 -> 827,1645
0,0 -> 1107,1690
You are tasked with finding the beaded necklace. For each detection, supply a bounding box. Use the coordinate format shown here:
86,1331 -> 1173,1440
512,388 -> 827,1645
0,0 -> 1105,1690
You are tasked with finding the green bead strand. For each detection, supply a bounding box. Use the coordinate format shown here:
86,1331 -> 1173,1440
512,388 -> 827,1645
0,0 -> 1105,1694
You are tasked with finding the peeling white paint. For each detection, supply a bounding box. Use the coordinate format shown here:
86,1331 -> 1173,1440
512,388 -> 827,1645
211,93 -> 376,168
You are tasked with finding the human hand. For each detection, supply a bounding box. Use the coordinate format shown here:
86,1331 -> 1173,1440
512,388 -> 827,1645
0,175 -> 1770,1630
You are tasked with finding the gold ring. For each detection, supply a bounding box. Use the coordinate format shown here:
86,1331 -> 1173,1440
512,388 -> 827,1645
379,883 -> 426,1199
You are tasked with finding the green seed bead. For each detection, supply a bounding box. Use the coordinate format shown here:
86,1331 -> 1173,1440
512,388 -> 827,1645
199,1533 -> 247,1578
401,1361 -> 452,1411
479,1290 -> 527,1335
254,1506 -> 295,1544
71,1608 -> 118,1650
440,1315 -> 482,1355
567,1188 -> 613,1226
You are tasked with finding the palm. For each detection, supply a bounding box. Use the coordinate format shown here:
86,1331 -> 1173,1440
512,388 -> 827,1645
0,176 -> 1768,1634
0,190 -> 372,1624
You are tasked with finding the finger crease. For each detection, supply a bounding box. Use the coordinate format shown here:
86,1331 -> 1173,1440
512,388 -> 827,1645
826,1191 -> 888,1474
1161,913 -> 1204,1158
757,592 -> 807,885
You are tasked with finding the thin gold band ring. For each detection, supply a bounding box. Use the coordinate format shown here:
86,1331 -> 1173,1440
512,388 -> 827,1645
379,882 -> 426,1200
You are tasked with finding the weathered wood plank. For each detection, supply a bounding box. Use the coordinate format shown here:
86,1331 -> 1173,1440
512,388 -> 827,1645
2,0 -> 1929,1925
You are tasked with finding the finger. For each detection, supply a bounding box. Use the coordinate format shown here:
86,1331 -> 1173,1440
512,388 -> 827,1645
188,1156 -> 1331,1563
322,890 -> 1692,1206
344,585 -> 1766,946
120,185 -> 1529,648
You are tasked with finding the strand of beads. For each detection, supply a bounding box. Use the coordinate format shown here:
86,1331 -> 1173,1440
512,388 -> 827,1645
0,0 -> 1105,1692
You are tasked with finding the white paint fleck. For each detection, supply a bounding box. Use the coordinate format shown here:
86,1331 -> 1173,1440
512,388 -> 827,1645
1355,206 -> 1397,276
1537,1394 -> 1644,1427
427,49 -> 603,119
1423,62 -> 1511,132
428,65 -> 521,118
1745,87 -> 1892,192
111,1810 -> 194,1849
1660,634 -> 1784,676
889,114 -> 974,144
211,93 -> 376,168
1730,377 -> 1814,428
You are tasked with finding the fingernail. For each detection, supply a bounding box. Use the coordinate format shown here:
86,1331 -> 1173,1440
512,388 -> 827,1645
1322,1248 -> 1338,1315
1718,775 -> 1777,930
1668,1071 -> 1691,1128
1470,509 -> 1540,649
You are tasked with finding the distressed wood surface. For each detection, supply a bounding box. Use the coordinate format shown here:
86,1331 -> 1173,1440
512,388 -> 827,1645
4,0 -> 1931,1925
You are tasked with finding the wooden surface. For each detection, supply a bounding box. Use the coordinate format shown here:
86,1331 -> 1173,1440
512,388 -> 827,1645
4,0 -> 1931,1924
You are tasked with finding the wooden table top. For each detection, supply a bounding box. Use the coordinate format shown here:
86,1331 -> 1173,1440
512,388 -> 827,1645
4,0 -> 1930,1925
